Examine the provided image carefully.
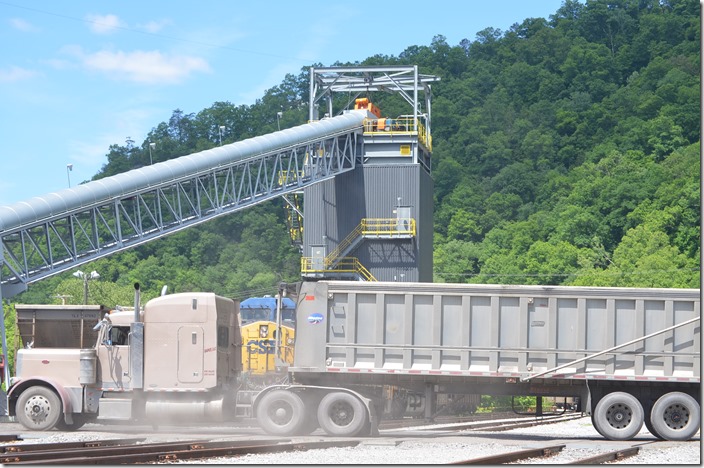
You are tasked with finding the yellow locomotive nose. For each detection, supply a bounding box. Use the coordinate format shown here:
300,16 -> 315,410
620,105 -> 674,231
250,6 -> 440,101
239,296 -> 297,383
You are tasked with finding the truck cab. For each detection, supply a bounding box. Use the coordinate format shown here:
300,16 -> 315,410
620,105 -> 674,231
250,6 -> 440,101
8,292 -> 242,430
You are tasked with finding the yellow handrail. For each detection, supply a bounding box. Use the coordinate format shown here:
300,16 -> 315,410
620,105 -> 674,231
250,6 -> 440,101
326,218 -> 416,265
300,257 -> 377,281
360,218 -> 416,237
326,223 -> 364,265
300,218 -> 415,281
362,117 -> 432,152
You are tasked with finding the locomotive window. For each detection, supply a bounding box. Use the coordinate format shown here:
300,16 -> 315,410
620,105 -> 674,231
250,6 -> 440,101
217,325 -> 229,348
240,309 -> 269,323
281,310 -> 296,324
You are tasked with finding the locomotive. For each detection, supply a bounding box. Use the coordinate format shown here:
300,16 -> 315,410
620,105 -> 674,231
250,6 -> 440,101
239,296 -> 296,387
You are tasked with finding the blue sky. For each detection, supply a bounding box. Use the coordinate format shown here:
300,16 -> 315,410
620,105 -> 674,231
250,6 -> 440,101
0,0 -> 566,206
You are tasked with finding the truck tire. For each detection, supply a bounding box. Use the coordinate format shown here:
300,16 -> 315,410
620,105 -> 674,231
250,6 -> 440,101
650,392 -> 700,441
55,414 -> 94,431
317,392 -> 368,437
592,392 -> 644,441
256,390 -> 307,436
16,386 -> 62,431
643,414 -> 664,440
590,413 -> 606,438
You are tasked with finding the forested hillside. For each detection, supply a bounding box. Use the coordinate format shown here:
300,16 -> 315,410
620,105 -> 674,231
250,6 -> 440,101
12,0 -> 700,309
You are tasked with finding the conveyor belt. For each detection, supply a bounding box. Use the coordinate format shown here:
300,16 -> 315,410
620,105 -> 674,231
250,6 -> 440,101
0,110 -> 370,297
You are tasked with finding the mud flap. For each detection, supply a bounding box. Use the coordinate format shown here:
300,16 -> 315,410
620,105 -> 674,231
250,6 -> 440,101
365,396 -> 379,436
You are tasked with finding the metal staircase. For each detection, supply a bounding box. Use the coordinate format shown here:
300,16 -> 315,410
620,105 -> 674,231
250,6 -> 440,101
282,193 -> 304,251
300,218 -> 416,281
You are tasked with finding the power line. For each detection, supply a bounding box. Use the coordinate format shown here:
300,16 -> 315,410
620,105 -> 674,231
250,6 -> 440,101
0,1 -> 313,64
436,267 -> 700,278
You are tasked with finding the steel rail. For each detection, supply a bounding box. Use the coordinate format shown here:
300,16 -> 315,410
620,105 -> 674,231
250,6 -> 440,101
2,439 -> 359,465
567,446 -> 641,464
447,444 -> 565,464
0,437 -> 145,454
386,413 -> 583,433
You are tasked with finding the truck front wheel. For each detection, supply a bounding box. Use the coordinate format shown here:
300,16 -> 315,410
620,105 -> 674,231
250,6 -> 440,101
16,386 -> 62,431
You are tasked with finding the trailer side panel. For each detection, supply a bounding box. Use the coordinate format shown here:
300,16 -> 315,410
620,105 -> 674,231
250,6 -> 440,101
291,281 -> 700,383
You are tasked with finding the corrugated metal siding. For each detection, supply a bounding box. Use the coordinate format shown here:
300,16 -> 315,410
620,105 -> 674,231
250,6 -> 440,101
303,164 -> 433,282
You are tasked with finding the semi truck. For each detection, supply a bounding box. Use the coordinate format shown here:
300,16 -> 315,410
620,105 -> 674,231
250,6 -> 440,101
6,281 -> 700,442
7,288 -> 242,430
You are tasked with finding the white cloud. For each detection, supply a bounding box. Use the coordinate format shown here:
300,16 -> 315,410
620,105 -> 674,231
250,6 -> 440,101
85,50 -> 211,84
138,19 -> 172,34
0,65 -> 37,83
10,18 -> 39,32
85,13 -> 125,34
61,46 -> 211,84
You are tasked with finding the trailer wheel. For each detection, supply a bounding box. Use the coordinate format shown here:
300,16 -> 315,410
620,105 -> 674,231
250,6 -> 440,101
650,392 -> 700,441
643,414 -> 664,440
590,413 -> 606,437
16,386 -> 62,431
592,392 -> 644,440
317,392 -> 368,437
256,390 -> 306,436
641,400 -> 665,440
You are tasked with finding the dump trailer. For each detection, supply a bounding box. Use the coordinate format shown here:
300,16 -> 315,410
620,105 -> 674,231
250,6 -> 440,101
253,281 -> 700,441
8,291 -> 242,431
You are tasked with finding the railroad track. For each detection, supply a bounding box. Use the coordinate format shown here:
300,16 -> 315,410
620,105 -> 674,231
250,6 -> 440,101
0,415 -> 685,464
0,438 -> 358,464
447,443 -> 645,464
378,410 -> 573,429
0,437 -> 653,465
381,413 -> 584,433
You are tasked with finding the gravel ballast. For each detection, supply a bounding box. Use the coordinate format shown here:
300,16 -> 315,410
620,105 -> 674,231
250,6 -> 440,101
3,416 -> 699,464
173,417 -> 701,464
